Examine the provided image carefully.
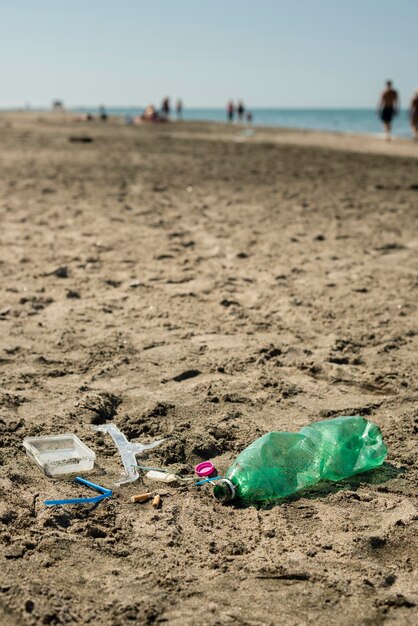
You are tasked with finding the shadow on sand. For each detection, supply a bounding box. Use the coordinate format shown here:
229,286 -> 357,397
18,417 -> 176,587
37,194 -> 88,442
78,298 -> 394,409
228,463 -> 405,510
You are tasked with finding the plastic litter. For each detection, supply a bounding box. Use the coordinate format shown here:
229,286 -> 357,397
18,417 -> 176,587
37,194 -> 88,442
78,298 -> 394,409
195,475 -> 222,486
139,466 -> 219,487
133,464 -> 195,483
92,424 -> 165,486
213,415 -> 387,504
44,477 -> 112,506
23,434 -> 95,477
195,461 -> 217,478
145,470 -> 179,483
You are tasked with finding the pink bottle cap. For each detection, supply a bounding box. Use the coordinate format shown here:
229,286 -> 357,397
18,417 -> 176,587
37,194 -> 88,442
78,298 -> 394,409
195,461 -> 216,478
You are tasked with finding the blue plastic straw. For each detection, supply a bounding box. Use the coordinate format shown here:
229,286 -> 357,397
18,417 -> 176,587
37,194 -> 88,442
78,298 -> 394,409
44,477 -> 113,506
195,476 -> 222,486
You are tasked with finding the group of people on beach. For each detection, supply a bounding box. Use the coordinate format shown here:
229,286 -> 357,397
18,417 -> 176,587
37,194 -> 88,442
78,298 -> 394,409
378,80 -> 418,140
121,97 -> 183,125
226,100 -> 252,124
136,97 -> 183,123
160,97 -> 183,120
69,85 -> 418,140
73,105 -> 108,123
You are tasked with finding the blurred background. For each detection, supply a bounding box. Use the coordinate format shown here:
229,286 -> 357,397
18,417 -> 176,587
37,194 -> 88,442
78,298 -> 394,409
1,0 -> 417,135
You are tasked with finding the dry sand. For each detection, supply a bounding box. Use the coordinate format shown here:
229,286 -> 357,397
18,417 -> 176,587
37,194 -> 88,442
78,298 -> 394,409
0,113 -> 417,626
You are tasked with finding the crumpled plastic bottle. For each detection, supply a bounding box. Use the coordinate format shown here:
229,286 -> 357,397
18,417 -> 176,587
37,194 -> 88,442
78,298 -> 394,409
213,416 -> 387,504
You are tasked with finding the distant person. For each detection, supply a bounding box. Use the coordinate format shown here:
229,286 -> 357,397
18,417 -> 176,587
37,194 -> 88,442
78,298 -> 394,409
138,105 -> 168,123
161,97 -> 170,119
237,100 -> 245,122
99,105 -> 108,121
246,111 -> 253,124
176,99 -> 183,120
227,100 -> 235,123
410,89 -> 418,140
142,105 -> 159,122
378,80 -> 399,139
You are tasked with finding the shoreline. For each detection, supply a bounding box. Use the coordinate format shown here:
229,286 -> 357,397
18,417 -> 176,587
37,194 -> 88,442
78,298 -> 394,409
170,118 -> 418,159
1,110 -> 417,159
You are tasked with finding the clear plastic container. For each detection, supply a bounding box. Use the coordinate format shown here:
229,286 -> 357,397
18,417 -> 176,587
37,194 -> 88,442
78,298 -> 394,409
23,434 -> 96,477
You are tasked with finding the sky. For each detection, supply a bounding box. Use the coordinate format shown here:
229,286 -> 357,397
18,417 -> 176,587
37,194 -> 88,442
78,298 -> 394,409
0,0 -> 417,109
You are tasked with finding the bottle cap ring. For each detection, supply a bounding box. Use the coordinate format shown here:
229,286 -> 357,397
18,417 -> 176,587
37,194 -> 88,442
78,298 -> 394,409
195,461 -> 216,478
213,478 -> 236,502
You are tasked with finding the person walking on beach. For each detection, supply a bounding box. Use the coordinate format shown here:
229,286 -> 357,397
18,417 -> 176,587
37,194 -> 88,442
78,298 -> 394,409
176,99 -> 183,120
161,97 -> 170,119
378,80 -> 399,139
237,100 -> 245,122
409,89 -> 418,140
227,100 -> 235,123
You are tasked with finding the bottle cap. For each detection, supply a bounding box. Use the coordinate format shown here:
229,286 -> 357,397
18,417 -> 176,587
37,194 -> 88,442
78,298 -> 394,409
195,461 -> 216,478
213,478 -> 235,502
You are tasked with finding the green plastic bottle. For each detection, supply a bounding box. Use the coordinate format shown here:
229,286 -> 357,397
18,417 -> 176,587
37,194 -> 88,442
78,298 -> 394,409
213,416 -> 387,504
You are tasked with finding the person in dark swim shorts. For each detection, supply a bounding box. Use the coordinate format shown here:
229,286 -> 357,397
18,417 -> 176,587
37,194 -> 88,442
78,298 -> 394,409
381,106 -> 395,124
378,80 -> 399,139
410,89 -> 418,140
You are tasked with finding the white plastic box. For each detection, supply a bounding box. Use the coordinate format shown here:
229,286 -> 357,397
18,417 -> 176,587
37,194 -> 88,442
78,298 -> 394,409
23,434 -> 95,477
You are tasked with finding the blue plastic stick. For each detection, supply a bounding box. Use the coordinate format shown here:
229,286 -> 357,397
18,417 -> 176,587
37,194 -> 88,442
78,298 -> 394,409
195,476 -> 222,486
44,476 -> 113,506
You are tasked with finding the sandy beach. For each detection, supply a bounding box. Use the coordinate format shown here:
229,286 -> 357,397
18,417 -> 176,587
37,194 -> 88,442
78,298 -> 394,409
1,113 -> 417,626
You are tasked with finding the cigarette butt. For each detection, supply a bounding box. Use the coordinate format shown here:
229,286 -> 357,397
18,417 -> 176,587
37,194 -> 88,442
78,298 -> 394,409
130,492 -> 152,503
152,494 -> 161,509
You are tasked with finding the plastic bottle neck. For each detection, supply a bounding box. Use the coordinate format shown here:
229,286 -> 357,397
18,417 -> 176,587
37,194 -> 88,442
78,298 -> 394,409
213,479 -> 236,502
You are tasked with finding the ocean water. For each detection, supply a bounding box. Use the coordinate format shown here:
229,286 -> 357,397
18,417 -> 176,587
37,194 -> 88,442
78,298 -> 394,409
74,107 -> 412,138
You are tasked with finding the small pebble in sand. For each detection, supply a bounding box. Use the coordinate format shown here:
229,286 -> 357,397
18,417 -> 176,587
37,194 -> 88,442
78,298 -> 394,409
129,279 -> 144,288
66,290 -> 80,299
45,265 -> 69,278
69,136 -> 93,143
